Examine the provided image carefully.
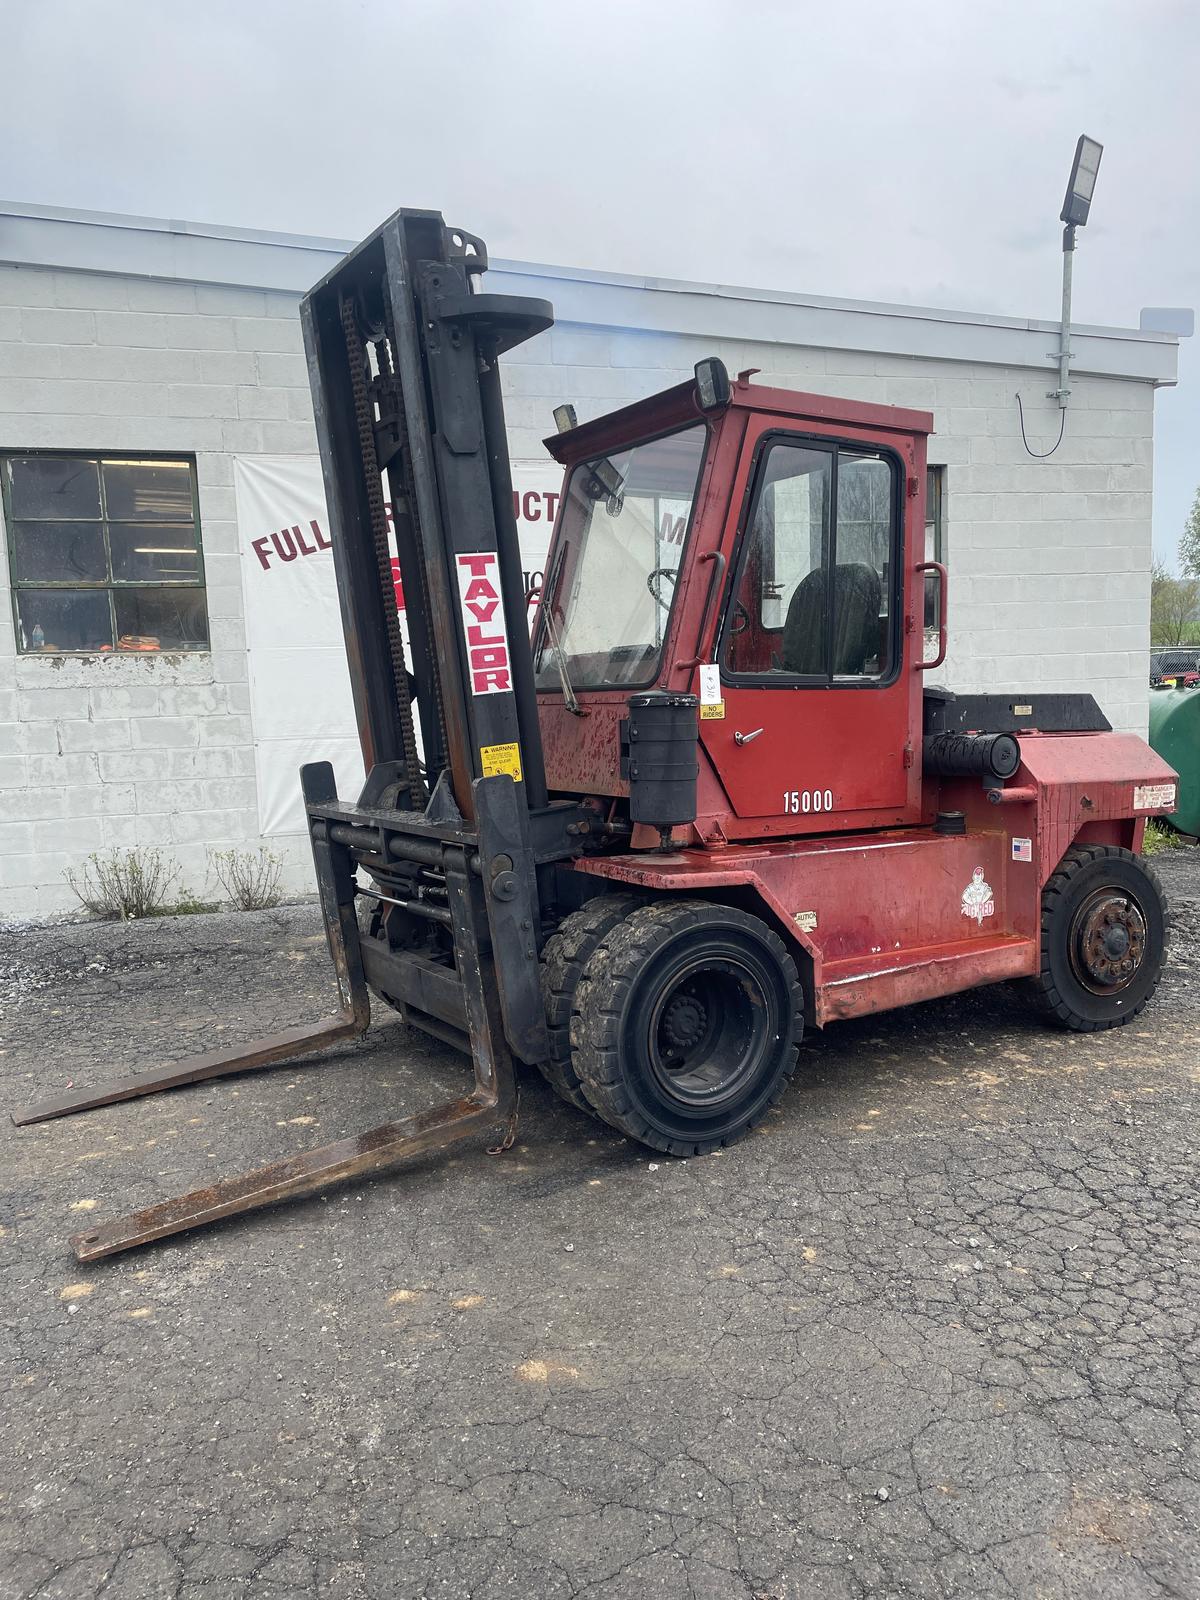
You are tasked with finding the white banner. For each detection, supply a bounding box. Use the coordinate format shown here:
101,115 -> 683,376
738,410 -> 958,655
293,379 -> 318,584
233,454 -> 563,835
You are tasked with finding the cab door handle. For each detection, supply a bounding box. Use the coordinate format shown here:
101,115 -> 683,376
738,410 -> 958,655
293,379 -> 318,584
734,728 -> 763,746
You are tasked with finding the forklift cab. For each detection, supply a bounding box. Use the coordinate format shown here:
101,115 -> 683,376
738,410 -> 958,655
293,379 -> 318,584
534,363 -> 940,843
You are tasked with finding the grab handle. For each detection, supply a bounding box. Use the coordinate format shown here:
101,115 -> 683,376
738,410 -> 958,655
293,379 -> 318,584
916,561 -> 948,671
674,550 -> 727,670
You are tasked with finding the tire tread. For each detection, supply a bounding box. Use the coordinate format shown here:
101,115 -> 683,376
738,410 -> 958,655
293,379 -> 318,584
537,894 -> 641,1111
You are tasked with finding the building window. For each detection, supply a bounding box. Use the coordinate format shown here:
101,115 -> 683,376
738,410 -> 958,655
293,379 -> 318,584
924,465 -> 945,631
2,453 -> 209,654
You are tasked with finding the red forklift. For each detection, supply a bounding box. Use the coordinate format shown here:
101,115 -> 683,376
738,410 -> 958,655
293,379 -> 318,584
18,210 -> 1177,1261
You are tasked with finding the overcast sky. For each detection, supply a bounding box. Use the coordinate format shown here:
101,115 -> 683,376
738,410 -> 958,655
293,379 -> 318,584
3,0 -> 1197,560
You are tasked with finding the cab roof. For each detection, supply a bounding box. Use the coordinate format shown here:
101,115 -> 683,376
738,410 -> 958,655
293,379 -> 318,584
543,371 -> 934,464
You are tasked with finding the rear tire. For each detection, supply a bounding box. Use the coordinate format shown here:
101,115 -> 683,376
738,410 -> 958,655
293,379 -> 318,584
538,895 -> 641,1111
1023,844 -> 1168,1030
571,900 -> 804,1155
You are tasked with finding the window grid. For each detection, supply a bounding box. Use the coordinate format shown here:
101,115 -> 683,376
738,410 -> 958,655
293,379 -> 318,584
925,466 -> 944,562
924,465 -> 945,631
2,451 -> 209,655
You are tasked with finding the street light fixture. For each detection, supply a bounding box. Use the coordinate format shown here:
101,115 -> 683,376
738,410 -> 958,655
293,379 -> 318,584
1050,134 -> 1104,409
1060,135 -> 1103,228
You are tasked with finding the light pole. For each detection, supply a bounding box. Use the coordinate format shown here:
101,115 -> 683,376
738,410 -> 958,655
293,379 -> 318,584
1050,135 -> 1104,409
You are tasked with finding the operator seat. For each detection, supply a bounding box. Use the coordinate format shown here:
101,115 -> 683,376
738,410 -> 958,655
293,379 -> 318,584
781,562 -> 882,676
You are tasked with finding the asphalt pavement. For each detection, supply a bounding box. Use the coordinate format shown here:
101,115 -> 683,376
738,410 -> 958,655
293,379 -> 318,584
2,850 -> 1198,1600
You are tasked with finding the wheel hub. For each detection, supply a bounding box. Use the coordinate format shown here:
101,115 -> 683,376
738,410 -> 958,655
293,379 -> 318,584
643,949 -> 774,1112
1075,893 -> 1146,989
660,990 -> 708,1054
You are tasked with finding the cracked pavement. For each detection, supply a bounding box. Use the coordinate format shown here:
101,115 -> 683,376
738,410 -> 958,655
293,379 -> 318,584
2,849 -> 1198,1599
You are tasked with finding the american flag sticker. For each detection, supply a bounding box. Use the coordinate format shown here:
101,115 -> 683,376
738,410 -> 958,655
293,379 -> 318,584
1012,837 -> 1033,863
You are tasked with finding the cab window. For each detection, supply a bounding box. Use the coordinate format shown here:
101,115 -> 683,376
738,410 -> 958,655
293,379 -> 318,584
533,425 -> 707,691
723,439 -> 898,683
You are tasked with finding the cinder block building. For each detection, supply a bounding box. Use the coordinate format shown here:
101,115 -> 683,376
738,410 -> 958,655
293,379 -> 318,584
0,202 -> 1179,917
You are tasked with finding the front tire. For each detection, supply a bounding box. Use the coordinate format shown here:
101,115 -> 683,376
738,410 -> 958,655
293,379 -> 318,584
571,900 -> 804,1155
1024,844 -> 1168,1030
538,894 -> 641,1111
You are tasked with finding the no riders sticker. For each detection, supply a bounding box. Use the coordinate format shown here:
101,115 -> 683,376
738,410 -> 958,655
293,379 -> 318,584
456,552 -> 512,695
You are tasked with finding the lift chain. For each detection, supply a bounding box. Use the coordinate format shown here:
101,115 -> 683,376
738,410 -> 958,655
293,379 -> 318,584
380,296 -> 447,776
339,291 -> 425,804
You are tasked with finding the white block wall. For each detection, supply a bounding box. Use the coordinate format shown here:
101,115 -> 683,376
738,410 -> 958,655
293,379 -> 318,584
0,261 -> 1157,919
0,263 -> 318,917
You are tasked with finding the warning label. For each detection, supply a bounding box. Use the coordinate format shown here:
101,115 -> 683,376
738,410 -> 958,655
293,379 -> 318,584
699,702 -> 726,721
480,742 -> 523,782
1133,783 -> 1176,811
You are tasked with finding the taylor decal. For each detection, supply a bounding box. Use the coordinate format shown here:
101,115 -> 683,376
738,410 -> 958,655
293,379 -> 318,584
456,552 -> 512,694
961,867 -> 995,924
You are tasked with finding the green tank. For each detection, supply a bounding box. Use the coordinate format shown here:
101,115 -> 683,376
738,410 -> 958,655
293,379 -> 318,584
1148,686 -> 1200,836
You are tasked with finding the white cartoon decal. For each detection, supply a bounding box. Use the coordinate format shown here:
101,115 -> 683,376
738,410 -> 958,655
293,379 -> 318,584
961,866 -> 995,924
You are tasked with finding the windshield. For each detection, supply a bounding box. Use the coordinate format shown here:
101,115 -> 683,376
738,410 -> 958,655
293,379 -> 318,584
533,424 -> 707,691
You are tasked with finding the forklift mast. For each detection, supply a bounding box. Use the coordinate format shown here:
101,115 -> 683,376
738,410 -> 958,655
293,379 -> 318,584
301,208 -> 549,814
294,207 -> 591,1077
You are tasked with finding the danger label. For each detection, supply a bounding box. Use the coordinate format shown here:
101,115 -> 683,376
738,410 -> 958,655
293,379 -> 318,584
1133,783 -> 1176,811
456,552 -> 512,695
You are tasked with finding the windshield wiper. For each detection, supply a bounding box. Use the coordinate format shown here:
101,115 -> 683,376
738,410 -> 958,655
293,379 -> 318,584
541,605 -> 584,716
537,544 -> 584,716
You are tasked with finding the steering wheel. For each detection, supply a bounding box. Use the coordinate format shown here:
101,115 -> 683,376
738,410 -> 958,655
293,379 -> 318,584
647,566 -> 678,610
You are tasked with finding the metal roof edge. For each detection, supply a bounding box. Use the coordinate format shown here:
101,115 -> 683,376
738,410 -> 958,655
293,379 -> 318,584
0,201 -> 1179,385
487,254 -> 1180,347
0,199 -> 353,254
